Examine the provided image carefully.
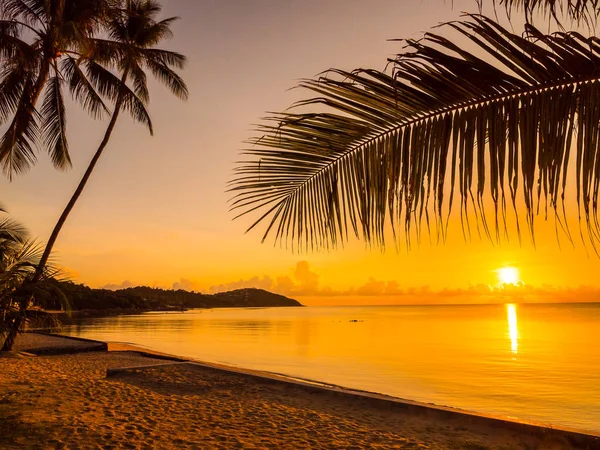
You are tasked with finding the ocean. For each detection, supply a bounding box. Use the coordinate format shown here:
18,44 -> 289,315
62,303 -> 600,433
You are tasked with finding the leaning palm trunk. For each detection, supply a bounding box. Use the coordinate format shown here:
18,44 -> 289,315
34,74 -> 129,282
2,299 -> 65,351
2,307 -> 24,351
33,1 -> 188,279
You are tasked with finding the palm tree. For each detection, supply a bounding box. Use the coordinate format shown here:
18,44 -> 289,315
230,14 -> 600,253
33,0 -> 188,280
0,0 -> 123,178
0,210 -> 68,352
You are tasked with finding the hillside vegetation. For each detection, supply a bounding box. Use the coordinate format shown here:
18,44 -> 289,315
46,281 -> 302,313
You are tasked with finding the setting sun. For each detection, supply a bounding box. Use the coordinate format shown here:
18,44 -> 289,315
497,267 -> 520,285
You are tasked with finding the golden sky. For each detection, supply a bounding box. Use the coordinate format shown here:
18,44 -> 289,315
2,0 -> 600,305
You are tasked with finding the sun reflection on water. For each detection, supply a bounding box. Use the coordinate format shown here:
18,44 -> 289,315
506,304 -> 519,354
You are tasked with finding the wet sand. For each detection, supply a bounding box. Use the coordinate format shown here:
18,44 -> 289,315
0,336 -> 594,449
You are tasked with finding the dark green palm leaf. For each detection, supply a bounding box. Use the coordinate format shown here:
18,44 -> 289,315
231,15 -> 600,252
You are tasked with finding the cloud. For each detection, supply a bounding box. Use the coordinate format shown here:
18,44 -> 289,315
172,278 -> 204,292
102,280 -> 134,290
101,261 -> 600,305
208,261 -> 323,296
208,276 -> 274,294
275,275 -> 295,293
351,279 -> 414,297
290,261 -> 320,295
356,277 -> 387,296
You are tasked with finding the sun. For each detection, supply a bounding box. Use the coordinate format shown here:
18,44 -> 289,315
497,267 -> 520,285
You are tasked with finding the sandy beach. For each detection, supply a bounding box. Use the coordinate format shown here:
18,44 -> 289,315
0,335 -> 595,449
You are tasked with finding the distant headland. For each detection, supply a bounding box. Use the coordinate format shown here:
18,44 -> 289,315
52,281 -> 303,319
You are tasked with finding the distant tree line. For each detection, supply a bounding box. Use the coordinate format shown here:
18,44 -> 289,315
42,281 -> 302,312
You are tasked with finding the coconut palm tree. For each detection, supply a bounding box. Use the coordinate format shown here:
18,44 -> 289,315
0,0 -> 127,178
33,0 -> 188,280
230,14 -> 600,254
0,210 -> 68,351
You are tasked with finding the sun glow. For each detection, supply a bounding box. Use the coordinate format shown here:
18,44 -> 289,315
497,267 -> 520,285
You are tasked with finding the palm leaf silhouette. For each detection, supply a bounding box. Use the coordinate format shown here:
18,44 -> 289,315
493,0 -> 600,23
231,15 -> 600,253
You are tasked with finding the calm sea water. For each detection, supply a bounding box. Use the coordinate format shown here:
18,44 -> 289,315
62,303 -> 600,433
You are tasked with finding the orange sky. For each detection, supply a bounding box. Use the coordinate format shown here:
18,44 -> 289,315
2,0 -> 600,305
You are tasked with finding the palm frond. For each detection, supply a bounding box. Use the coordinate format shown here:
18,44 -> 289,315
0,75 -> 40,178
60,56 -> 108,119
83,57 -> 122,98
62,0 -> 116,36
40,74 -> 71,170
231,15 -> 600,252
19,308 -> 63,330
0,0 -> 45,27
12,238 -> 42,266
0,66 -> 27,124
84,58 -> 153,132
87,37 -> 128,64
140,47 -> 186,69
143,55 -> 188,100
494,0 -> 600,23
0,217 -> 28,244
125,0 -> 161,18
0,19 -> 21,37
0,30 -> 38,65
130,60 -> 149,104
120,84 -> 153,132
134,17 -> 176,47
0,238 -> 40,296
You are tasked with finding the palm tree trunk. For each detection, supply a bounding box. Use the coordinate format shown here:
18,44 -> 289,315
32,61 -> 51,104
33,72 -> 129,282
1,314 -> 22,351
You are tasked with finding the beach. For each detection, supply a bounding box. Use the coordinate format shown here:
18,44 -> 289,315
0,335 -> 595,449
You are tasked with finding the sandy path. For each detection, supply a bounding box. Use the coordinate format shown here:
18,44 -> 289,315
0,352 -> 580,449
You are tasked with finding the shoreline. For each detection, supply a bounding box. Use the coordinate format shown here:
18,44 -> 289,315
107,341 -> 599,444
3,333 -> 598,449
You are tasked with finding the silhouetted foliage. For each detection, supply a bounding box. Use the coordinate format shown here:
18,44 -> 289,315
51,281 -> 302,314
0,212 -> 68,351
231,14 -> 600,253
